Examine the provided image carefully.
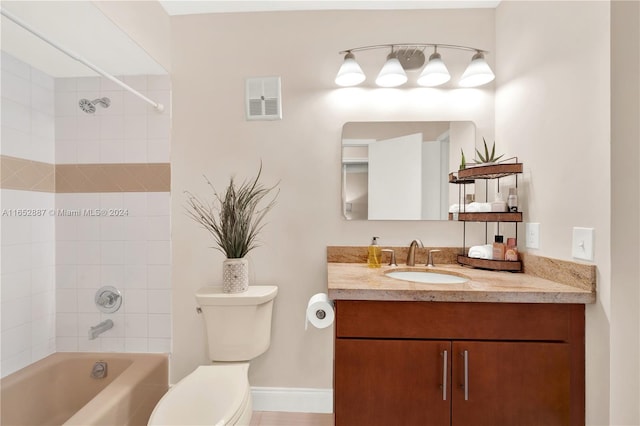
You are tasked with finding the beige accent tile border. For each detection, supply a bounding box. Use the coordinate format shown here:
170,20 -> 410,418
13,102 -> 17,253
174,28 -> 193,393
1,155 -> 56,192
55,163 -> 170,193
327,246 -> 596,292
1,156 -> 170,193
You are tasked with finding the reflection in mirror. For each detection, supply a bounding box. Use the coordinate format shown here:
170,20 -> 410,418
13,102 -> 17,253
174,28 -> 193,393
342,121 -> 476,221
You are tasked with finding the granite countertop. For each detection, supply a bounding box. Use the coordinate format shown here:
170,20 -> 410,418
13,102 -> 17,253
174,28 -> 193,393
327,262 -> 596,304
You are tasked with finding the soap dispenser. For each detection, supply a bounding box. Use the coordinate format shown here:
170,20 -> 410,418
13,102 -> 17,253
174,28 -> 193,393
367,237 -> 382,268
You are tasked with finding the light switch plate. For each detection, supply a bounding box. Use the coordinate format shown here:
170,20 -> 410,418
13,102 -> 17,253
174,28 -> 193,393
572,227 -> 594,261
526,223 -> 540,249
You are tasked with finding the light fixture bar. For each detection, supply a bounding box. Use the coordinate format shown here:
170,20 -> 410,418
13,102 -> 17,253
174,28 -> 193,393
339,43 -> 488,55
336,43 -> 494,88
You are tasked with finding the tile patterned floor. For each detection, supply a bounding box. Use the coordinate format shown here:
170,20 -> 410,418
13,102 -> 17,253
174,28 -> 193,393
250,411 -> 334,426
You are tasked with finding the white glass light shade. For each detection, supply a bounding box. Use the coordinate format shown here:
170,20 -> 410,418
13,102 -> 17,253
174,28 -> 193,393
417,52 -> 451,87
375,55 -> 407,87
459,52 -> 495,87
335,53 -> 366,87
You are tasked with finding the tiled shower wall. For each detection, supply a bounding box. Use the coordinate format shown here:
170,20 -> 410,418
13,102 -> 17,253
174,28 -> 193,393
1,52 -> 57,376
0,52 -> 171,377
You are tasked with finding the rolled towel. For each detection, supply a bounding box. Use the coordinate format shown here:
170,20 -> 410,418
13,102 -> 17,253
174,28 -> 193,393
462,202 -> 492,213
468,244 -> 493,259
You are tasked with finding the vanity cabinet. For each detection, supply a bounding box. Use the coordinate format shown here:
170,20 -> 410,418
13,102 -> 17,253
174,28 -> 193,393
334,300 -> 584,426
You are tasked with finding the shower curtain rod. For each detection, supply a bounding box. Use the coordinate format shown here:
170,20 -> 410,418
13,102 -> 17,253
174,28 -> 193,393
0,7 -> 165,112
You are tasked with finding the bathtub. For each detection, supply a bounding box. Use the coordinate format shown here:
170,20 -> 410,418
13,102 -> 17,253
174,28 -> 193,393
0,352 -> 168,426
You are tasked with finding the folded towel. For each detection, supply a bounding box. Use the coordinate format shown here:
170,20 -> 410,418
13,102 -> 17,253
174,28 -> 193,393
449,204 -> 462,213
468,244 -> 493,259
465,202 -> 491,213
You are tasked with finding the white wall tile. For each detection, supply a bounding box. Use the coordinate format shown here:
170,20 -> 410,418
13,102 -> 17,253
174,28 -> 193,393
124,241 -> 147,265
56,313 -> 78,337
147,241 -> 170,265
124,338 -> 148,352
146,193 -> 170,216
147,75 -> 170,91
124,217 -> 148,241
146,215 -> 170,241
56,336 -> 78,352
77,77 -> 100,91
55,116 -> 78,140
2,51 -> 31,77
122,193 -> 147,216
100,241 -> 124,265
100,115 -> 125,140
147,114 -> 170,140
148,290 -> 171,314
1,297 -> 32,331
76,265 -> 101,288
148,338 -> 171,353
56,289 -> 77,313
124,115 -> 147,139
2,71 -> 30,105
100,265 -> 124,287
148,314 -> 171,338
77,289 -> 97,313
1,271 -> 31,301
124,313 -> 148,337
147,265 -> 171,289
124,289 -> 148,314
124,265 -> 147,289
101,337 -> 125,352
55,77 -> 77,93
31,84 -> 54,116
2,99 -> 31,135
30,68 -> 54,91
77,241 -> 101,265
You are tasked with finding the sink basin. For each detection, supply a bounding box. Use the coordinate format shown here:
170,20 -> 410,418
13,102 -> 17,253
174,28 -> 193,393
385,270 -> 469,284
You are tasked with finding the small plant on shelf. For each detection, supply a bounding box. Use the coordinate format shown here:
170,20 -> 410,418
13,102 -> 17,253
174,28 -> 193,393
474,138 -> 504,165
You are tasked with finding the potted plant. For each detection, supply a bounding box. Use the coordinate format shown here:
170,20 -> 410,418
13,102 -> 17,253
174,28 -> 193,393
185,164 -> 279,293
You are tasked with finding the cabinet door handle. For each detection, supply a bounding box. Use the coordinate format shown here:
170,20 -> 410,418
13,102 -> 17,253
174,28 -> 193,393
463,350 -> 469,401
442,350 -> 448,401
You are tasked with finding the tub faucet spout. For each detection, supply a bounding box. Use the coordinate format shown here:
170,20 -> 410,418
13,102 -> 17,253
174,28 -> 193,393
89,319 -> 114,340
406,239 -> 424,266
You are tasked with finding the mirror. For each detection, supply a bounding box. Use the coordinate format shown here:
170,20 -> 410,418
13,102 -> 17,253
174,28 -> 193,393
341,121 -> 476,220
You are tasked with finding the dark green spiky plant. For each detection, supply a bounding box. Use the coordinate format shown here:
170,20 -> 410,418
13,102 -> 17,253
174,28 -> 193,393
475,137 -> 505,164
185,165 -> 279,259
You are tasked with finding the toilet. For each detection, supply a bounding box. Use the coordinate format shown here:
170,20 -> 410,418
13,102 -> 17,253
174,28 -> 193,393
148,285 -> 278,426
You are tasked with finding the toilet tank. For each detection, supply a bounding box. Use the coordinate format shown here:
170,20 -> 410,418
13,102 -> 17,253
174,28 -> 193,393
195,285 -> 278,361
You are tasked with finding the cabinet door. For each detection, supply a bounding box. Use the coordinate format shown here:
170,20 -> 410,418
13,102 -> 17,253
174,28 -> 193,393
335,339 -> 451,426
452,341 -> 571,426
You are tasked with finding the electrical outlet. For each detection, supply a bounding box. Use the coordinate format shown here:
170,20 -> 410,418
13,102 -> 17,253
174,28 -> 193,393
572,227 -> 594,261
526,223 -> 540,249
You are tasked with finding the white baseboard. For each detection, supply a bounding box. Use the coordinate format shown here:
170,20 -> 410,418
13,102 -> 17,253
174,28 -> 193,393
251,387 -> 333,413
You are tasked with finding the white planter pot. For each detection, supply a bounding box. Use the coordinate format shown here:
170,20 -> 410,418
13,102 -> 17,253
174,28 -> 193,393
222,258 -> 249,293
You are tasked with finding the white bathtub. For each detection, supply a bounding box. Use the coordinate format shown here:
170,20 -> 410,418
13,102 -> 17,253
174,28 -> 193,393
0,352 -> 168,426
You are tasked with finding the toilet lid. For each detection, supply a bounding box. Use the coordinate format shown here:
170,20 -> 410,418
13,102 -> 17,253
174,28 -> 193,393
149,363 -> 250,425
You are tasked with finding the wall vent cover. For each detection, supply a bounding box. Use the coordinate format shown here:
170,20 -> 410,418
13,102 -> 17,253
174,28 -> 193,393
245,76 -> 282,121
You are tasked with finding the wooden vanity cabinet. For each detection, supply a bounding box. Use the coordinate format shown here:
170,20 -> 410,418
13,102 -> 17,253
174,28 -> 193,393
334,300 -> 585,426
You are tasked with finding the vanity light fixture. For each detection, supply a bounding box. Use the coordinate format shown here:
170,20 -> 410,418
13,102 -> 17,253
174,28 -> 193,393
335,52 -> 366,87
335,43 -> 495,88
375,49 -> 408,87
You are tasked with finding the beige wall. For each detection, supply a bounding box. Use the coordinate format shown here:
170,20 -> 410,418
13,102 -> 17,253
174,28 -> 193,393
610,1 -> 640,424
170,9 -> 495,387
495,1 -> 640,423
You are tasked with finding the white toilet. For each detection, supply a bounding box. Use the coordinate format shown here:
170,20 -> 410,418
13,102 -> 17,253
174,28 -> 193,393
148,285 -> 278,426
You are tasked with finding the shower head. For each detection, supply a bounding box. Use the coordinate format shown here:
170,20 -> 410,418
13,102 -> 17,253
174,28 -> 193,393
79,97 -> 110,114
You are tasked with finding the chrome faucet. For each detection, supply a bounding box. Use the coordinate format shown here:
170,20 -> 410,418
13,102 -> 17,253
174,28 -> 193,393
406,239 -> 424,266
88,319 -> 114,340
427,249 -> 442,267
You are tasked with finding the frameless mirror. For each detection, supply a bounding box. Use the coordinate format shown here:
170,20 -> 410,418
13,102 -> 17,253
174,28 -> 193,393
341,121 -> 476,220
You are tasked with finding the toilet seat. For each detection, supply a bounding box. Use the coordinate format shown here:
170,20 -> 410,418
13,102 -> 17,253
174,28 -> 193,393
148,363 -> 251,426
